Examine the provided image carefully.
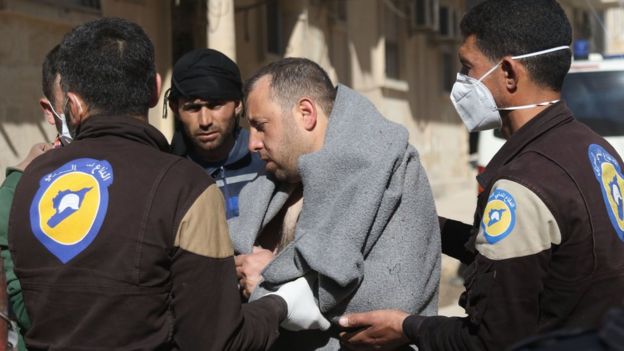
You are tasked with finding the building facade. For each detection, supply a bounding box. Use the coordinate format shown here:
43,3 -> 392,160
0,0 -> 620,197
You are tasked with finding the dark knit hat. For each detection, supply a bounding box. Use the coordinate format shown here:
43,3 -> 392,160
169,48 -> 242,102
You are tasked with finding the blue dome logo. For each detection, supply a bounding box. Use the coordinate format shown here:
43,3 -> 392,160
589,144 -> 624,241
30,158 -> 114,263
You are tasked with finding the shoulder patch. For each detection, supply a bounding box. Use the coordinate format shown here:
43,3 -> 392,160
476,180 -> 561,261
481,188 -> 517,244
175,184 -> 233,258
588,144 -> 624,241
29,158 -> 114,263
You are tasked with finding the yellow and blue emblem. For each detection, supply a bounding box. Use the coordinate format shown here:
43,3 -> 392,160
29,158 -> 114,263
589,144 -> 624,241
481,188 -> 517,244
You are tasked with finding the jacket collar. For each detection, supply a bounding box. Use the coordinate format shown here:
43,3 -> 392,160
477,101 -> 574,188
75,114 -> 170,153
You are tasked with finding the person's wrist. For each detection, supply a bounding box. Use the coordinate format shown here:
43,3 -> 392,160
262,294 -> 288,322
402,314 -> 425,343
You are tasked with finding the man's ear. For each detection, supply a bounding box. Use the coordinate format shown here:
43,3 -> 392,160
66,92 -> 87,124
501,57 -> 520,93
297,98 -> 317,131
234,100 -> 243,115
39,98 -> 55,126
150,73 -> 162,108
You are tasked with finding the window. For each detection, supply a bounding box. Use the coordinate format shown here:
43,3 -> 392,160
439,6 -> 449,36
336,0 -> 347,22
266,1 -> 284,55
410,0 -> 438,32
171,0 -> 207,63
562,70 -> 624,136
329,0 -> 350,84
442,51 -> 455,92
386,42 -> 400,79
34,0 -> 101,13
435,3 -> 458,41
385,5 -> 401,79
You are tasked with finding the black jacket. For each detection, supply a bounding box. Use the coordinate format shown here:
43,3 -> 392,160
412,103 -> 624,350
9,115 -> 285,350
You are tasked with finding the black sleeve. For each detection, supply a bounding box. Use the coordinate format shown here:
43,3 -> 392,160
406,253 -> 550,351
171,249 -> 286,351
163,168 -> 287,351
404,315 -> 485,351
439,216 -> 476,264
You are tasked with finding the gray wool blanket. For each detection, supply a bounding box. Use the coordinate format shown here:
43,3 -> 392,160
229,85 -> 441,350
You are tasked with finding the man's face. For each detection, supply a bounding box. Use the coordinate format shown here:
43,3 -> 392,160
246,76 -> 304,183
458,35 -> 512,137
174,98 -> 239,158
458,36 -> 501,84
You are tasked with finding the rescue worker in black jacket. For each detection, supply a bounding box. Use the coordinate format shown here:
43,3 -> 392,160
338,0 -> 624,350
8,17 -> 328,350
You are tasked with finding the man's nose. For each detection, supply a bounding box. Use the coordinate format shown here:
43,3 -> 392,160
248,129 -> 263,152
198,107 -> 213,127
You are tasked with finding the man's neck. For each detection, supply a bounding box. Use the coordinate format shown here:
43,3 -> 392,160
502,91 -> 561,138
256,182 -> 304,253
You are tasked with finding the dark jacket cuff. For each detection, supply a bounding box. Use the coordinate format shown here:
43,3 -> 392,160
259,294 -> 289,322
403,314 -> 426,343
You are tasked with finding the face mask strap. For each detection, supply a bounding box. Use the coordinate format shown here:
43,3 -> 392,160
48,96 -> 74,145
476,46 -> 570,83
477,62 -> 502,82
511,46 -> 571,60
498,99 -> 560,111
48,101 -> 65,122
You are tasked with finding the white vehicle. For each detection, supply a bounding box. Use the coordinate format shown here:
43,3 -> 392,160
476,55 -> 624,172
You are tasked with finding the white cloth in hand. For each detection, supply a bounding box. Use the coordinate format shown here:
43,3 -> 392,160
269,275 -> 331,331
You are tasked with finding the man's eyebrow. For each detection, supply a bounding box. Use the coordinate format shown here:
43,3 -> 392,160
247,115 -> 264,124
181,101 -> 203,107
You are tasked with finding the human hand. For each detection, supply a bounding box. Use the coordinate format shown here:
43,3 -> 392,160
338,310 -> 411,351
269,275 -> 331,331
14,143 -> 54,171
235,246 -> 274,299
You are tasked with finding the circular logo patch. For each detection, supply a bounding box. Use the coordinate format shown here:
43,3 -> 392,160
29,158 -> 114,263
481,188 -> 517,244
588,144 -> 624,241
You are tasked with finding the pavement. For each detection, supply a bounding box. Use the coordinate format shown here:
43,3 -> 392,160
434,177 -> 478,317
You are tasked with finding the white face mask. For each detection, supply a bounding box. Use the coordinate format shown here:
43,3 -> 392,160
450,45 -> 571,132
49,102 -> 73,145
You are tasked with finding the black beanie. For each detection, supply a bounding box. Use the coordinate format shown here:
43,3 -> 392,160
169,48 -> 242,102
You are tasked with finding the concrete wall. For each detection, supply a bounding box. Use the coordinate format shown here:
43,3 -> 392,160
605,7 -> 624,54
0,4 -> 76,175
0,0 -> 473,195
6,0 -> 614,196
0,0 -> 173,178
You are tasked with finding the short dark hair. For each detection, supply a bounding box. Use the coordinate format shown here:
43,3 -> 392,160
42,45 -> 60,105
244,58 -> 336,116
461,0 -> 572,91
58,17 -> 156,116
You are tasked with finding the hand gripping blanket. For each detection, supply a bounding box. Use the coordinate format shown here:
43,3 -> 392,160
229,85 -> 441,349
